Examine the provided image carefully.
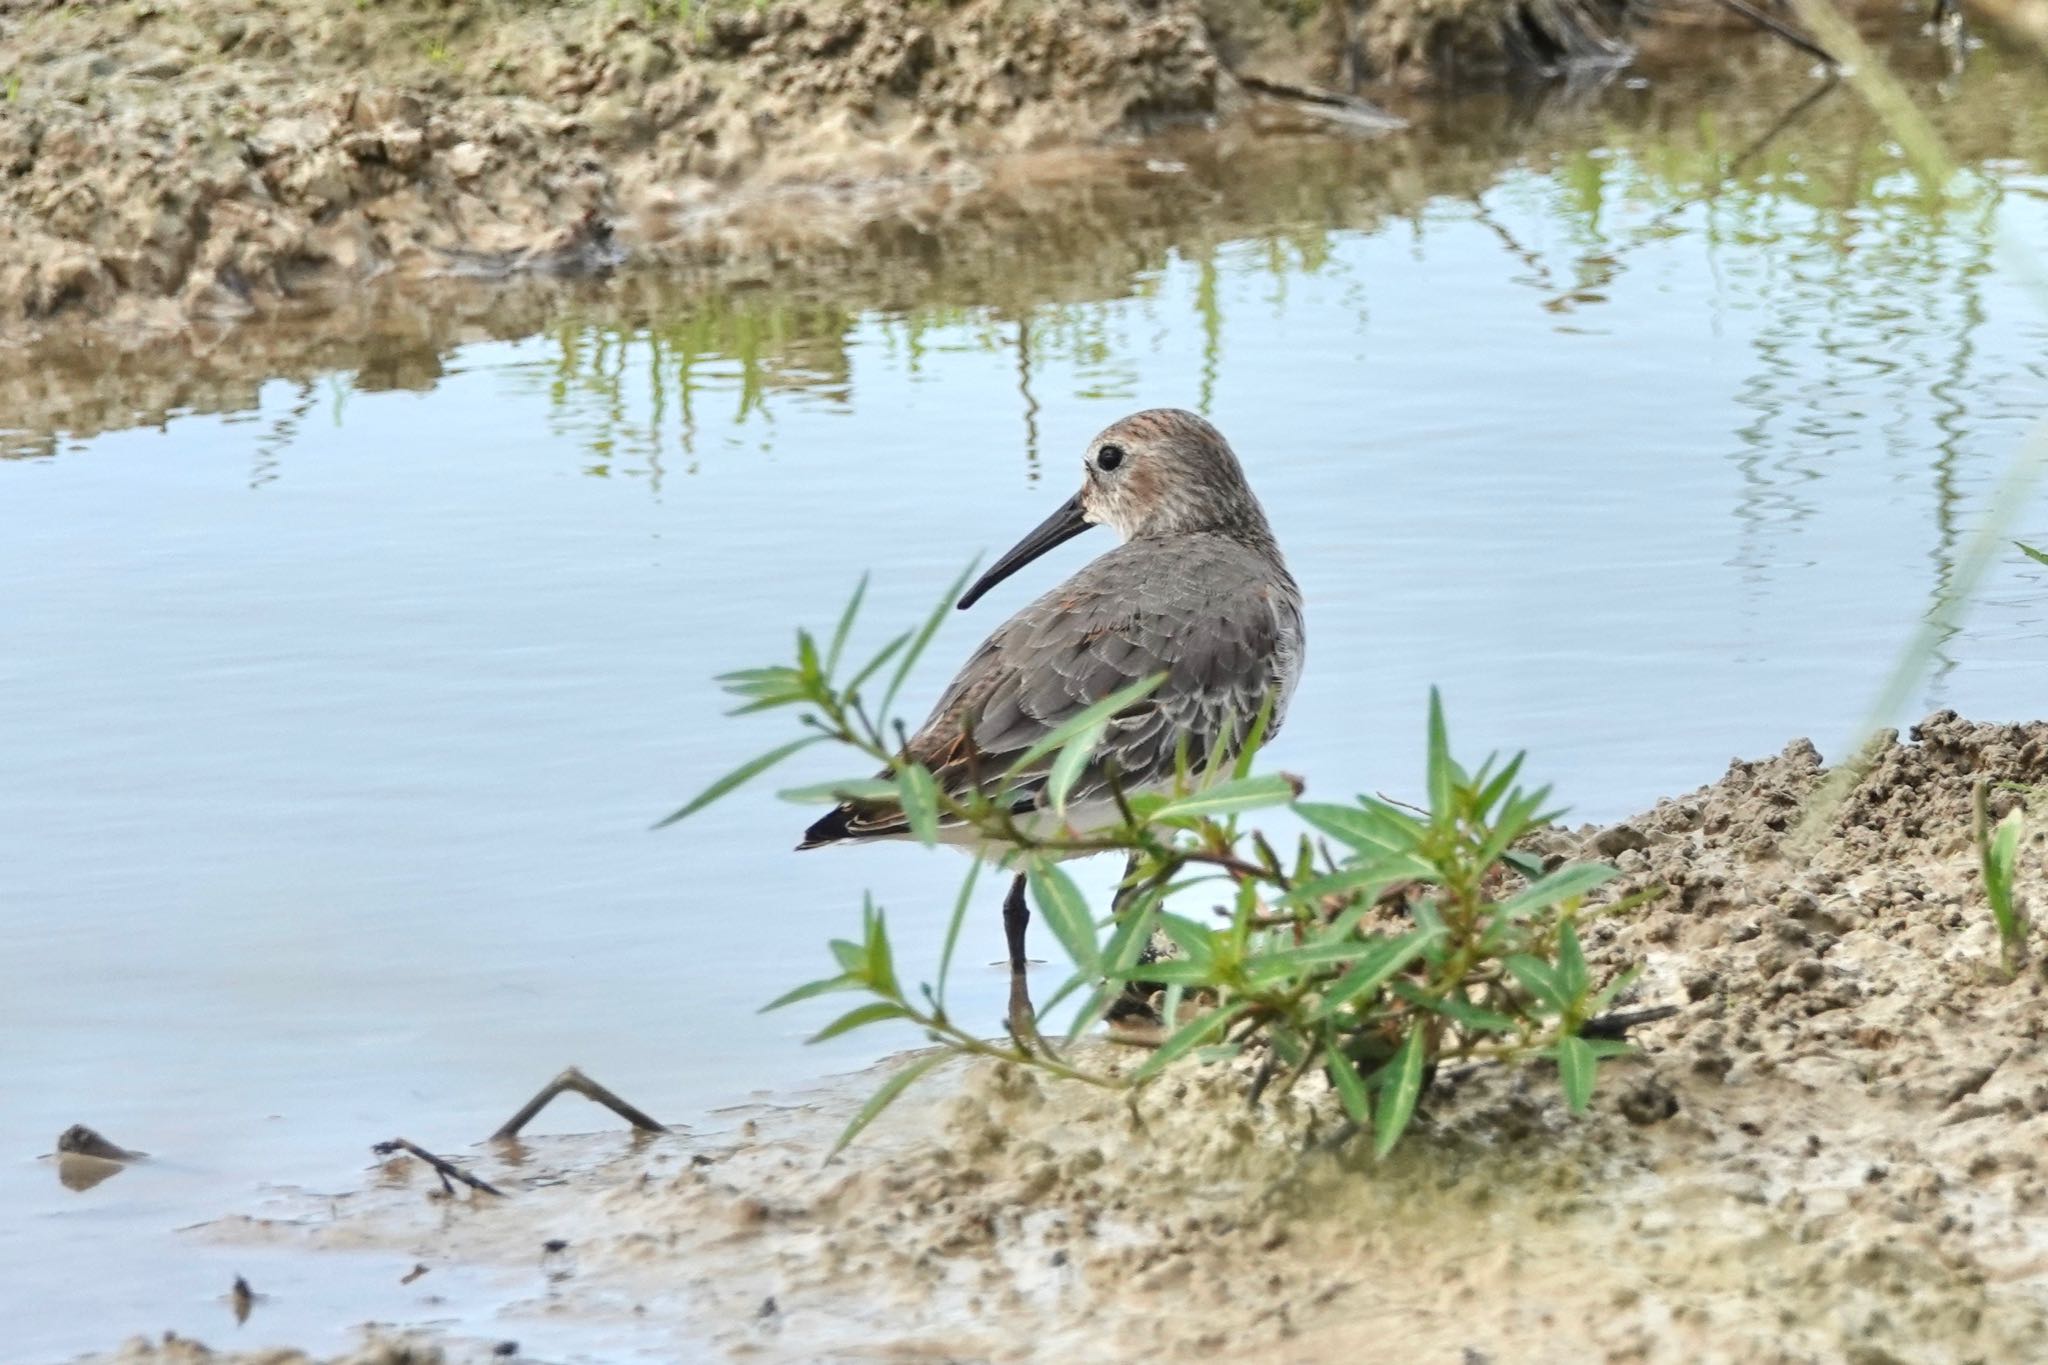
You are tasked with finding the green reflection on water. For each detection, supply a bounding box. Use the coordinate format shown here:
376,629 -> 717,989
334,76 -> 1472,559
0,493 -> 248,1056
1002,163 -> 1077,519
519,40 -> 2045,491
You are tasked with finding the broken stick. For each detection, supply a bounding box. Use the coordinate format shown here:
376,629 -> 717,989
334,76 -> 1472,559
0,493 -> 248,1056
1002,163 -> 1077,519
491,1066 -> 669,1141
372,1137 -> 504,1197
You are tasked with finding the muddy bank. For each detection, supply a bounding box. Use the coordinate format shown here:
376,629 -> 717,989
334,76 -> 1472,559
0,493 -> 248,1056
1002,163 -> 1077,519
9,22 -> 2042,459
13,0 -> 1956,337
0,0 -> 1498,332
76,712 -> 2048,1364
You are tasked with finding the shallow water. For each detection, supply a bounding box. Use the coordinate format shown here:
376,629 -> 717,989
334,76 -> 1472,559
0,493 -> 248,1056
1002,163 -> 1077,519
5,35 -> 2048,1363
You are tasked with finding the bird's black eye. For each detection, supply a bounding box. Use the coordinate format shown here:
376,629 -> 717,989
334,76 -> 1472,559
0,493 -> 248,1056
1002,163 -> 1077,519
1097,443 -> 1126,472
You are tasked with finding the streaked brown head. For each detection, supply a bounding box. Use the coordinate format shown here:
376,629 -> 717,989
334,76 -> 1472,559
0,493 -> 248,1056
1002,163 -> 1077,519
1076,408 -> 1268,542
957,408 -> 1274,611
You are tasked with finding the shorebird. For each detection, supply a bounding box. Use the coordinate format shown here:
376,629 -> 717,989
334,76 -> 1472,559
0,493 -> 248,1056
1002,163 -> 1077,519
798,408 -> 1304,1038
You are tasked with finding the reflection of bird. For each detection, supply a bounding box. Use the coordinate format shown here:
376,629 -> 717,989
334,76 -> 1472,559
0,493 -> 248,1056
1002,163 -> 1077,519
798,408 -> 1305,1038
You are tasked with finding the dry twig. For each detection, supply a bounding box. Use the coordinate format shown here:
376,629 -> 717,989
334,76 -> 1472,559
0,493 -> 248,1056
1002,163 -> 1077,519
373,1137 -> 504,1197
491,1066 -> 668,1140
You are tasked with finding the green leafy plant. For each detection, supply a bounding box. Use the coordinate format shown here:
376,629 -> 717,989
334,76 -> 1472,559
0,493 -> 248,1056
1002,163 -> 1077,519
1975,778 -> 2030,978
664,573 -> 1653,1155
2019,541 -> 2048,568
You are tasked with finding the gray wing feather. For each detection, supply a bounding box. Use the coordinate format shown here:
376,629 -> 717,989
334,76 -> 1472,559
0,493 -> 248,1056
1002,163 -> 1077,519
878,534 -> 1301,825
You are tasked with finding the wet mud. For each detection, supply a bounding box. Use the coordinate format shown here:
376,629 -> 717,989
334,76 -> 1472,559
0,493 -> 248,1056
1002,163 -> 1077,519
9,20 -> 2039,460
74,713 -> 2048,1364
9,0 -> 1926,337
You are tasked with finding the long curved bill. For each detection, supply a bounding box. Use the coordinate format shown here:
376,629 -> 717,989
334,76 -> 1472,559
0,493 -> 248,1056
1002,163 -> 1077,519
956,492 -> 1093,610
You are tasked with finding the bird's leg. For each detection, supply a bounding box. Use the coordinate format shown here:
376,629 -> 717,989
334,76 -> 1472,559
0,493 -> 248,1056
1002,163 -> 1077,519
1002,873 -> 1040,1047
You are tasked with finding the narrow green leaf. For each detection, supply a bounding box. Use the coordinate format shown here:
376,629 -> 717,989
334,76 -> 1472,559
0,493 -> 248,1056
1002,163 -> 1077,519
1280,858 -> 1431,911
1232,692 -> 1278,780
1505,955 -> 1567,1012
880,562 -> 978,724
828,937 -> 863,974
863,898 -> 901,1000
718,667 -> 804,696
1048,718 -> 1108,817
1555,1034 -> 1597,1113
897,763 -> 941,846
1061,981 -> 1118,1045
1372,1025 -> 1428,1158
1108,959 -> 1217,987
1326,1046 -> 1372,1127
1025,861 -> 1100,975
830,1052 -> 947,1157
1295,801 -> 1425,859
2018,541 -> 2048,567
1497,863 -> 1617,919
1425,687 -> 1453,817
1149,773 -> 1300,823
1584,964 -> 1642,1020
1034,966 -> 1096,1022
933,857 -> 983,1002
796,629 -> 822,683
1556,920 -> 1589,1002
1157,912 -> 1218,968
1316,929 -> 1441,1016
1473,751 -> 1525,819
808,1000 -> 908,1043
1102,881 -> 1164,975
1391,983 -> 1516,1033
776,776 -> 897,805
844,632 -> 910,698
1500,849 -> 1548,880
653,735 -> 826,828
760,973 -> 858,1012
1200,713 -> 1237,789
1003,674 -> 1167,785
825,572 -> 869,676
1989,809 -> 2024,884
725,692 -> 811,717
715,666 -> 796,686
1131,1001 -> 1251,1082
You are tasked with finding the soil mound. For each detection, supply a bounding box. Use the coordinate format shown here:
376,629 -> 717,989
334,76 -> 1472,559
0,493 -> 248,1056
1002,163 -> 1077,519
72,713 -> 2048,1364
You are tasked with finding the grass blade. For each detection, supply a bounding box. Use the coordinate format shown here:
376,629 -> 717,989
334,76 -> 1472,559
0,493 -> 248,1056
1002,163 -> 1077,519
830,1052 -> 947,1158
2020,541 -> 2048,567
653,735 -> 825,828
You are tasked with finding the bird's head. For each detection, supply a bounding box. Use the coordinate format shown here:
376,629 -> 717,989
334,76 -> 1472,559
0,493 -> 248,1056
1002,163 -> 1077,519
957,409 -> 1267,610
